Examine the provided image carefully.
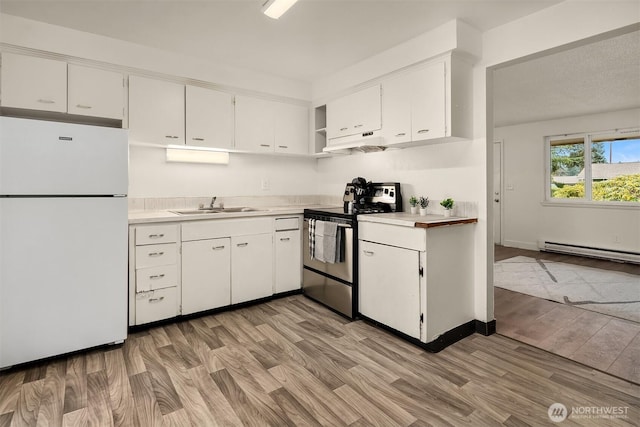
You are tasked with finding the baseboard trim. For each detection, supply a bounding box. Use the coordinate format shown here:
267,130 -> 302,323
475,319 -> 497,336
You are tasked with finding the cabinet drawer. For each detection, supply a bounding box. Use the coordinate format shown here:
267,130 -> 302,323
135,224 -> 178,245
359,222 -> 426,251
135,243 -> 178,268
135,287 -> 179,325
136,265 -> 178,292
275,217 -> 300,231
182,217 -> 272,241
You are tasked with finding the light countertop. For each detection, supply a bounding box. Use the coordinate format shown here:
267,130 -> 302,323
128,204 -> 339,225
357,212 -> 478,228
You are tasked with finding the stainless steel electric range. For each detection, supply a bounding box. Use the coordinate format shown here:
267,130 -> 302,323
303,179 -> 402,319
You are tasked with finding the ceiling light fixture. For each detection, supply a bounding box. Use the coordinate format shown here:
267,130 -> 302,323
262,0 -> 298,19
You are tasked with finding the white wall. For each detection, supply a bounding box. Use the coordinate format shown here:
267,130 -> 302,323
129,146 -> 317,198
494,108 -> 640,252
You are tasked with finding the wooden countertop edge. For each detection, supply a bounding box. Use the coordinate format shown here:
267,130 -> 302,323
414,218 -> 478,228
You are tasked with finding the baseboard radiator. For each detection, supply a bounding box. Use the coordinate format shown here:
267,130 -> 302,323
539,241 -> 640,264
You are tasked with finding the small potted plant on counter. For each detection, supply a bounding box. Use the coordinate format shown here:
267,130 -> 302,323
409,196 -> 418,214
419,196 -> 429,216
440,198 -> 454,217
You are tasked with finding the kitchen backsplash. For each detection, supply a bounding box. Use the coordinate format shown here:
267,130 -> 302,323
129,195 -> 477,217
128,195 -> 343,212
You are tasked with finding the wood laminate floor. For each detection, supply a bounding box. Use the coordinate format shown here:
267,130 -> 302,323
1,294 -> 639,426
494,245 -> 640,384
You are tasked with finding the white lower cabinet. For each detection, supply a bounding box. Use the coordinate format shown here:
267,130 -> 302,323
359,240 -> 421,339
275,229 -> 302,293
135,287 -> 179,325
181,238 -> 231,315
231,233 -> 273,304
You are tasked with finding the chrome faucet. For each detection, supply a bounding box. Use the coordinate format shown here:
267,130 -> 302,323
209,197 -> 217,209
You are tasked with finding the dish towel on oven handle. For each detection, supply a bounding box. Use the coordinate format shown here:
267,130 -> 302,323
310,220 -> 343,263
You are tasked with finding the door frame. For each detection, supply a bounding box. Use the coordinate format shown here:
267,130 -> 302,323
493,140 -> 503,246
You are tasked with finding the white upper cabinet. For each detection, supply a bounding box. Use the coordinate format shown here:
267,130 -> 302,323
274,102 -> 309,155
381,54 -> 472,147
186,85 -> 233,149
129,75 -> 185,145
411,61 -> 446,141
68,64 -> 124,120
236,95 -> 309,154
1,53 -> 67,113
235,95 -> 275,152
326,84 -> 381,140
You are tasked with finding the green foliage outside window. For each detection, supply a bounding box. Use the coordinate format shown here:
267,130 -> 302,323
552,174 -> 640,201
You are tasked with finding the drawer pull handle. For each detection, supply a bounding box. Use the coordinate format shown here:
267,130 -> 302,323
148,234 -> 165,238
192,137 -> 205,141
354,124 -> 363,128
280,237 -> 290,242
340,127 -> 348,131
37,99 -> 55,104
149,274 -> 165,279
148,252 -> 165,257
149,296 -> 165,303
417,129 -> 430,134
76,104 -> 92,109
212,245 -> 225,250
165,135 -> 179,139
237,242 -> 248,247
363,250 -> 375,256
395,133 -> 406,137
260,144 -> 271,148
278,145 -> 288,149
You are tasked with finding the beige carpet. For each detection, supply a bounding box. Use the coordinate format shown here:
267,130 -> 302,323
495,256 -> 640,323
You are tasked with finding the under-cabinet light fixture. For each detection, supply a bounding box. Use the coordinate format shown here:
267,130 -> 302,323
262,0 -> 298,19
166,146 -> 229,165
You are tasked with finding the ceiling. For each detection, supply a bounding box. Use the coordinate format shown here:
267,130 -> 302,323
493,30 -> 640,127
0,0 -> 563,82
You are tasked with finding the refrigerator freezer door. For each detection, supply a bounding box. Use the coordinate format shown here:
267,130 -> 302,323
0,117 -> 128,195
0,197 -> 128,368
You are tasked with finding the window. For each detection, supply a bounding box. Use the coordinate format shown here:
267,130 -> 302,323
547,129 -> 640,204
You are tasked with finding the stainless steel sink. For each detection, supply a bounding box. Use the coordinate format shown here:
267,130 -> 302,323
171,209 -> 220,215
171,207 -> 260,215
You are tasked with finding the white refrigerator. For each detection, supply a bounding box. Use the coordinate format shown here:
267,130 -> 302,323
0,116 -> 128,369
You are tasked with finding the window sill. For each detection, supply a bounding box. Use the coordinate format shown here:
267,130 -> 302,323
541,200 -> 640,210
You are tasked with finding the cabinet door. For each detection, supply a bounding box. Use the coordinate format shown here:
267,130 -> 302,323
129,75 -> 185,145
231,233 -> 273,304
381,76 -> 411,145
412,62 -> 446,140
68,65 -> 124,119
327,85 -> 381,140
0,53 -> 67,113
275,230 -> 301,293
186,86 -> 233,149
235,95 -> 274,152
359,240 -> 421,339
182,238 -> 231,315
274,102 -> 308,154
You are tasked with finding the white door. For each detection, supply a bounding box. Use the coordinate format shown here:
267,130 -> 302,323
381,75 -> 411,145
0,53 -> 67,113
359,240 -> 421,339
129,75 -> 185,145
231,233 -> 273,304
0,197 -> 128,368
493,141 -> 502,245
235,96 -> 274,152
68,65 -> 124,119
182,238 -> 231,315
412,61 -> 446,140
275,230 -> 302,293
274,102 -> 309,155
186,86 -> 234,149
0,117 -> 128,195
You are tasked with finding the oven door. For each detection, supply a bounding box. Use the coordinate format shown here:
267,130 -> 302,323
302,219 -> 353,283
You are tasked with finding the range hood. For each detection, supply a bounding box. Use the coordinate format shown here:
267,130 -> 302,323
322,130 -> 387,153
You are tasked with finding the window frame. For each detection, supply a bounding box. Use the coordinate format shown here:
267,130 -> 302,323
544,127 -> 640,207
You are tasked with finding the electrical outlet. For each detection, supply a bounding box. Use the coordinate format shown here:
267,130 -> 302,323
261,178 -> 270,191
